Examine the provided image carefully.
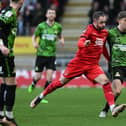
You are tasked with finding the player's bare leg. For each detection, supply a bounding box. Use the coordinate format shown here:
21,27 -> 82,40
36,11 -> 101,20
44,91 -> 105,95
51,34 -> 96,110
44,69 -> 53,89
30,77 -> 72,108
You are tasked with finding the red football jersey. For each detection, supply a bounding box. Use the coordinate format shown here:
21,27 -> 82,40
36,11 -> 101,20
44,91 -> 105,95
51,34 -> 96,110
76,24 -> 108,65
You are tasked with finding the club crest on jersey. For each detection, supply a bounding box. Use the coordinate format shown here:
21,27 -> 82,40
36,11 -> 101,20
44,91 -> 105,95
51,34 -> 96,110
5,11 -> 13,17
1,10 -> 5,14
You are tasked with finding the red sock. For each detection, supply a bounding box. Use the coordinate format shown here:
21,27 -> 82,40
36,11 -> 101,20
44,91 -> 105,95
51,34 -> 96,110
42,80 -> 63,96
102,83 -> 115,105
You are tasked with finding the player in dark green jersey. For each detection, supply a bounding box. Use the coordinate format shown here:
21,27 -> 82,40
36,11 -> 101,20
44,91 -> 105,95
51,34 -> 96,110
0,0 -> 24,125
99,11 -> 126,118
28,8 -> 64,103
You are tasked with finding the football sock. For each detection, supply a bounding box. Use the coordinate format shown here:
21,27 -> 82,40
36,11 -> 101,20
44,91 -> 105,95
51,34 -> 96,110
102,83 -> 115,106
102,93 -> 120,112
31,79 -> 38,87
0,111 -> 4,117
5,111 -> 14,119
42,80 -> 63,97
0,83 -> 6,111
44,81 -> 51,89
5,85 -> 16,111
110,104 -> 115,112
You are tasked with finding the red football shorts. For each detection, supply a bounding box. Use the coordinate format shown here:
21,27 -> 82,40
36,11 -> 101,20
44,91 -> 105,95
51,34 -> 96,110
63,58 -> 105,82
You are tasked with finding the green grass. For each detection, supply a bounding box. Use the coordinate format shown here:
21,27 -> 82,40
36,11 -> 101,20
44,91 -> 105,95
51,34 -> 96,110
14,88 -> 126,126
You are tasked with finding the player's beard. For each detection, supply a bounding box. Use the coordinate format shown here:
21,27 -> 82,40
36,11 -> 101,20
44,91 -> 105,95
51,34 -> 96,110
49,18 -> 55,22
94,23 -> 105,31
97,26 -> 105,30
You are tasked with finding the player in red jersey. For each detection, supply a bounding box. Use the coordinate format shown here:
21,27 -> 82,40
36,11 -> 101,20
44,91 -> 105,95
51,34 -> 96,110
30,11 -> 126,117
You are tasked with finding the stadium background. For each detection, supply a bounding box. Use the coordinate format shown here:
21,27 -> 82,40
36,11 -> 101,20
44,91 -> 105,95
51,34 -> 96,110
0,0 -> 126,87
1,0 -> 126,87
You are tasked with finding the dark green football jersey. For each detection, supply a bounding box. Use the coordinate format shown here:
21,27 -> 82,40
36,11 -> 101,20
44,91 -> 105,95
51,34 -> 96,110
108,27 -> 126,67
34,21 -> 62,56
0,6 -> 17,56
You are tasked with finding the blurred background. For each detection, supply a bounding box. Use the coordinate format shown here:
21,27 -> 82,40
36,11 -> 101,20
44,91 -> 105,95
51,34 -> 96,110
0,0 -> 126,87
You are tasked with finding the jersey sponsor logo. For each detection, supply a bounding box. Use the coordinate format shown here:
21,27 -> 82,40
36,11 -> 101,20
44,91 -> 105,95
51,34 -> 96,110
42,34 -> 57,41
113,44 -> 126,51
95,38 -> 104,47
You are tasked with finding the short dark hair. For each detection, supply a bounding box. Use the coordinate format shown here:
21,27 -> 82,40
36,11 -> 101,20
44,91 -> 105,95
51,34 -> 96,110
117,11 -> 126,20
93,11 -> 106,20
11,0 -> 20,2
47,8 -> 56,12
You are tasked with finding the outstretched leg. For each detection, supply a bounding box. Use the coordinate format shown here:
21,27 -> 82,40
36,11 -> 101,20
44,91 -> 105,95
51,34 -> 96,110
30,77 -> 72,108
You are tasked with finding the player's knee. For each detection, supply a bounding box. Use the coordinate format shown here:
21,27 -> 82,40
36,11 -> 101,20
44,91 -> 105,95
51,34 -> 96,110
114,90 -> 121,96
116,92 -> 121,97
100,79 -> 109,85
60,77 -> 70,85
34,76 -> 41,81
60,79 -> 66,85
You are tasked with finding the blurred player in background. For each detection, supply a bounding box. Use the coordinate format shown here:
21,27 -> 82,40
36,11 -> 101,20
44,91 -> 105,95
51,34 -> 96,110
28,8 -> 64,103
30,11 -> 126,117
0,0 -> 24,126
99,11 -> 126,118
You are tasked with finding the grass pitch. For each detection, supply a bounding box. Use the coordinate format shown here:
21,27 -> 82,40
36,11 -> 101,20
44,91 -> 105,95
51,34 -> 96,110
14,88 -> 126,126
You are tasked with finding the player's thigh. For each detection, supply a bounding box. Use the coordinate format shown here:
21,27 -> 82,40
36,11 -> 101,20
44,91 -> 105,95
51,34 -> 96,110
46,69 -> 54,81
60,76 -> 73,85
86,65 -> 109,85
94,74 -> 109,85
34,72 -> 42,80
5,77 -> 16,85
0,77 -> 6,83
63,62 -> 84,79
34,56 -> 45,72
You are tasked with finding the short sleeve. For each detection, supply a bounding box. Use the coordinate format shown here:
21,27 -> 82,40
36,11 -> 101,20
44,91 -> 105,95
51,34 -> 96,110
80,25 -> 91,39
57,24 -> 62,36
34,24 -> 42,37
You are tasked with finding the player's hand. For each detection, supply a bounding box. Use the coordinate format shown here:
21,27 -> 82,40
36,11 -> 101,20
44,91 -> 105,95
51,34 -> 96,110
84,40 -> 91,46
60,40 -> 64,47
0,45 -> 10,56
33,42 -> 39,48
